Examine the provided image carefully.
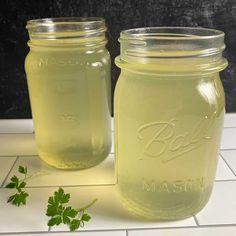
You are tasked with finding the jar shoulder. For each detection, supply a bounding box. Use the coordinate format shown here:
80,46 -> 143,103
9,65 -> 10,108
25,48 -> 110,72
115,72 -> 225,114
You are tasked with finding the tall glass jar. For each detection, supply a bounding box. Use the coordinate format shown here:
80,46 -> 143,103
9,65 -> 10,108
25,18 -> 111,170
115,27 -> 227,220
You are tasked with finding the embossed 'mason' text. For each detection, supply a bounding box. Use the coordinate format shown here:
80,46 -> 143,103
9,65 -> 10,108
29,57 -> 84,70
142,178 -> 205,193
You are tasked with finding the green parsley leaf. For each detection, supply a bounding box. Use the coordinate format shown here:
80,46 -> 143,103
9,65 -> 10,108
18,166 -> 27,174
10,176 -> 19,185
81,213 -> 91,222
46,204 -> 59,217
46,188 -> 96,231
18,181 -> 26,189
54,188 -> 70,205
7,192 -> 29,206
48,216 -> 62,226
7,195 -> 16,203
5,182 -> 16,189
69,219 -> 80,231
63,206 -> 78,224
6,166 -> 30,206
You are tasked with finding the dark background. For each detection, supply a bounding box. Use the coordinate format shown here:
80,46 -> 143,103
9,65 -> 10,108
0,0 -> 236,118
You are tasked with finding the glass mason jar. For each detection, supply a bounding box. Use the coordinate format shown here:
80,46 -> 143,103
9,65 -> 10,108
115,27 -> 227,220
25,18 -> 111,170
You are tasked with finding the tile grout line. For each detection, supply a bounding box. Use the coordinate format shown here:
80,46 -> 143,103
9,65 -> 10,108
224,127 -> 236,129
220,148 -> 236,151
85,223 -> 236,231
0,153 -> 114,158
0,231 -> 51,235
0,183 -> 116,189
2,126 -> 231,133
223,126 -> 236,129
127,223 -> 236,231
215,179 -> 236,182
0,229 -> 126,235
220,153 -> 236,177
2,224 -> 236,235
193,215 -> 200,226
0,154 -> 38,158
0,132 -> 34,135
0,156 -> 19,187
28,183 -> 116,188
0,130 -> 111,135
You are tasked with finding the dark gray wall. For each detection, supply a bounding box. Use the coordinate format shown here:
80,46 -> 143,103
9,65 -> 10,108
0,0 -> 236,118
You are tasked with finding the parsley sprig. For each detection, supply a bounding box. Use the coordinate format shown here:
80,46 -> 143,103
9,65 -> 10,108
46,188 -> 97,231
5,166 -> 97,230
5,166 -> 31,206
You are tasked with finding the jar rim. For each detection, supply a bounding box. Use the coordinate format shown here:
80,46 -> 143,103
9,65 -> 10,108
118,26 -> 226,59
26,17 -> 106,42
26,17 -> 105,28
120,27 -> 224,41
116,27 -> 227,75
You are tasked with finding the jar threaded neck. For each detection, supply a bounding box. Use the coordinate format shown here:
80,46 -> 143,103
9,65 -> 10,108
116,27 -> 227,75
26,17 -> 107,47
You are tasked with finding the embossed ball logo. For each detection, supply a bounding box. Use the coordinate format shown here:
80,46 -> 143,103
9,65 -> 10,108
137,118 -> 212,163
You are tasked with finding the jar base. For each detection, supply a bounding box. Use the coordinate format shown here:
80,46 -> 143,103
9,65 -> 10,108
37,148 -> 110,170
117,188 -> 211,221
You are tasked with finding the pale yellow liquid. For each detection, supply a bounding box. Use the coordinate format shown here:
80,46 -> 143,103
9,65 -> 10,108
25,45 -> 111,169
114,64 -> 225,220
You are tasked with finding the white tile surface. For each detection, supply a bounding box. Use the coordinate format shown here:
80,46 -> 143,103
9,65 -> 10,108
6,154 -> 115,187
221,150 -> 236,175
50,186 -> 196,232
221,128 -> 236,150
0,118 -> 113,133
0,188 -> 49,233
224,113 -> 236,128
0,114 -> 235,235
215,156 -> 236,180
0,134 -> 37,156
0,156 -> 17,186
0,119 -> 34,133
129,226 -> 236,236
196,181 -> 236,225
0,232 -> 125,236
0,133 -> 114,157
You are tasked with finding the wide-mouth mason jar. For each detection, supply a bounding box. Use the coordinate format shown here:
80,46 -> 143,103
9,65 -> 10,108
25,17 -> 111,170
115,27 -> 227,220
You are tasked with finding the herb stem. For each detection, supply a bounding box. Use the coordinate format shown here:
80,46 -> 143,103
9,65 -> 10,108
22,174 -> 33,182
78,198 -> 98,212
